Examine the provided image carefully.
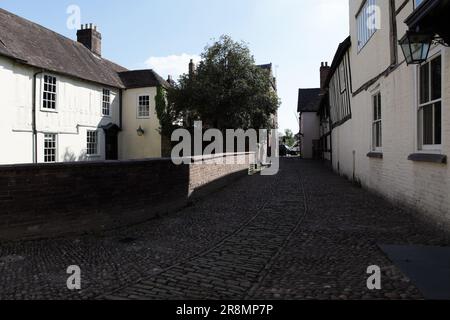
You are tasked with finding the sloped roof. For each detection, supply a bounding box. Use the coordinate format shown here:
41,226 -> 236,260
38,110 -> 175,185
119,69 -> 170,89
324,36 -> 351,88
298,88 -> 322,113
258,63 -> 273,71
0,8 -> 128,88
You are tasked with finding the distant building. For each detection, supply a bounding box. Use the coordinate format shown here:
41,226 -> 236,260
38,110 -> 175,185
297,63 -> 330,159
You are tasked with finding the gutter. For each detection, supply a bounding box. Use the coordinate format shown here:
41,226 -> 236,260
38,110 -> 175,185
32,69 -> 44,164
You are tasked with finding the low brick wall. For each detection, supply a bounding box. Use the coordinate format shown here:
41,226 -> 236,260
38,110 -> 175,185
0,153 -> 252,241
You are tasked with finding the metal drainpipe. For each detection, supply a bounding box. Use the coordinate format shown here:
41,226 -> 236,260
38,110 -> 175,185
119,89 -> 123,129
32,69 -> 44,164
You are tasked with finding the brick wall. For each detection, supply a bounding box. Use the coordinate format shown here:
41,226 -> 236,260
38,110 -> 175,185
0,153 -> 251,241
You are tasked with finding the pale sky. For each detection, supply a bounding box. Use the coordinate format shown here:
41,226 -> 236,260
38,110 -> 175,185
1,0 -> 350,132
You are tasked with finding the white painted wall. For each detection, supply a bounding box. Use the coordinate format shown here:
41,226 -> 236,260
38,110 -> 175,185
300,112 -> 320,159
0,55 -> 120,165
330,1 -> 450,226
120,87 -> 162,160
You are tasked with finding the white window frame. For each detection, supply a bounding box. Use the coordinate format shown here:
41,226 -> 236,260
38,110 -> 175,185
42,74 -> 58,111
44,133 -> 58,163
372,92 -> 382,152
417,52 -> 442,152
137,95 -> 150,119
356,0 -> 378,52
102,89 -> 111,117
86,130 -> 99,156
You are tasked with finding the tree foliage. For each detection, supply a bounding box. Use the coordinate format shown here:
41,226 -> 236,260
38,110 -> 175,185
164,35 -> 280,134
282,129 -> 296,147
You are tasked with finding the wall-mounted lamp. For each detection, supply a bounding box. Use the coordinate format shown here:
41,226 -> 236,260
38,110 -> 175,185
137,126 -> 145,137
399,30 -> 433,65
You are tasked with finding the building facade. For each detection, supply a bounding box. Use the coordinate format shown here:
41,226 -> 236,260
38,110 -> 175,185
0,8 -> 168,165
321,0 -> 450,226
298,88 -> 321,159
298,63 -> 331,159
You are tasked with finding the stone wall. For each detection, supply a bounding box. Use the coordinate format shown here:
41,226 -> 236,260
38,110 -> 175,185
0,153 -> 252,241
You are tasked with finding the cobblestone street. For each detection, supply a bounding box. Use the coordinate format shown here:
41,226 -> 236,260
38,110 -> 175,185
1,159 -> 449,300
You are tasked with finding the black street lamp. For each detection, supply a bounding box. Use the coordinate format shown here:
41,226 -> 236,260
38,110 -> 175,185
399,30 -> 433,65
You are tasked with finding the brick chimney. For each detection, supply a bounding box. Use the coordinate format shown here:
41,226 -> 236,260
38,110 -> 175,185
320,62 -> 330,91
189,59 -> 196,77
77,24 -> 102,57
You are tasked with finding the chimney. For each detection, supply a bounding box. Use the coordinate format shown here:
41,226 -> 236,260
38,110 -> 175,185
189,59 -> 196,77
167,75 -> 174,85
320,62 -> 331,90
320,62 -> 330,91
77,23 -> 102,57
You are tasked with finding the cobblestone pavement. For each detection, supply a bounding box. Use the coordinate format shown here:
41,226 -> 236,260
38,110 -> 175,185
1,159 -> 449,300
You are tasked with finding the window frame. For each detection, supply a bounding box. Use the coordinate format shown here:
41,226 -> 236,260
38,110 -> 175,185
43,133 -> 58,163
41,74 -> 58,112
86,130 -> 99,156
137,95 -> 151,119
417,52 -> 443,152
356,0 -> 378,53
339,62 -> 347,94
102,89 -> 111,117
372,92 -> 382,152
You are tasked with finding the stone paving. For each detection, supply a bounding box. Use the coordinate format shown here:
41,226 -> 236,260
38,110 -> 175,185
1,159 -> 449,300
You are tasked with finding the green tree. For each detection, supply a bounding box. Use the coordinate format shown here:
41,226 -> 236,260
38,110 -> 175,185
165,35 -> 280,133
282,129 -> 295,147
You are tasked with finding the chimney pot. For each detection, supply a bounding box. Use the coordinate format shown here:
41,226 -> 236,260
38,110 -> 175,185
320,61 -> 331,91
77,24 -> 102,56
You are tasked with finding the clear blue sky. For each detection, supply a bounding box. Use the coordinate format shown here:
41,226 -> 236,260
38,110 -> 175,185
1,0 -> 349,133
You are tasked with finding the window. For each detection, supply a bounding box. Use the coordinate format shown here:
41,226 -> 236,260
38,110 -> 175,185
356,0 -> 378,52
372,93 -> 382,151
138,95 -> 150,118
44,134 -> 57,163
339,63 -> 346,93
87,130 -> 98,155
43,75 -> 57,110
102,89 -> 111,116
418,55 -> 442,149
415,0 -> 424,9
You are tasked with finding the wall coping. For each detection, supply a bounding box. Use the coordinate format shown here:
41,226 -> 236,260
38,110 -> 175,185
0,152 -> 254,171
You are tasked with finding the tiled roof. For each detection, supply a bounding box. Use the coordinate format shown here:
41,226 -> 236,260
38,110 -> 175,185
298,88 -> 322,113
119,70 -> 170,89
0,8 -> 168,90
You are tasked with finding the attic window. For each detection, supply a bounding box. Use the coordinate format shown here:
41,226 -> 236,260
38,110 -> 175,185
43,75 -> 57,110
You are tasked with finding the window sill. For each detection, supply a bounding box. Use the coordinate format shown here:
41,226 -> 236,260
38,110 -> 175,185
367,152 -> 383,159
41,109 -> 58,113
408,153 -> 447,164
